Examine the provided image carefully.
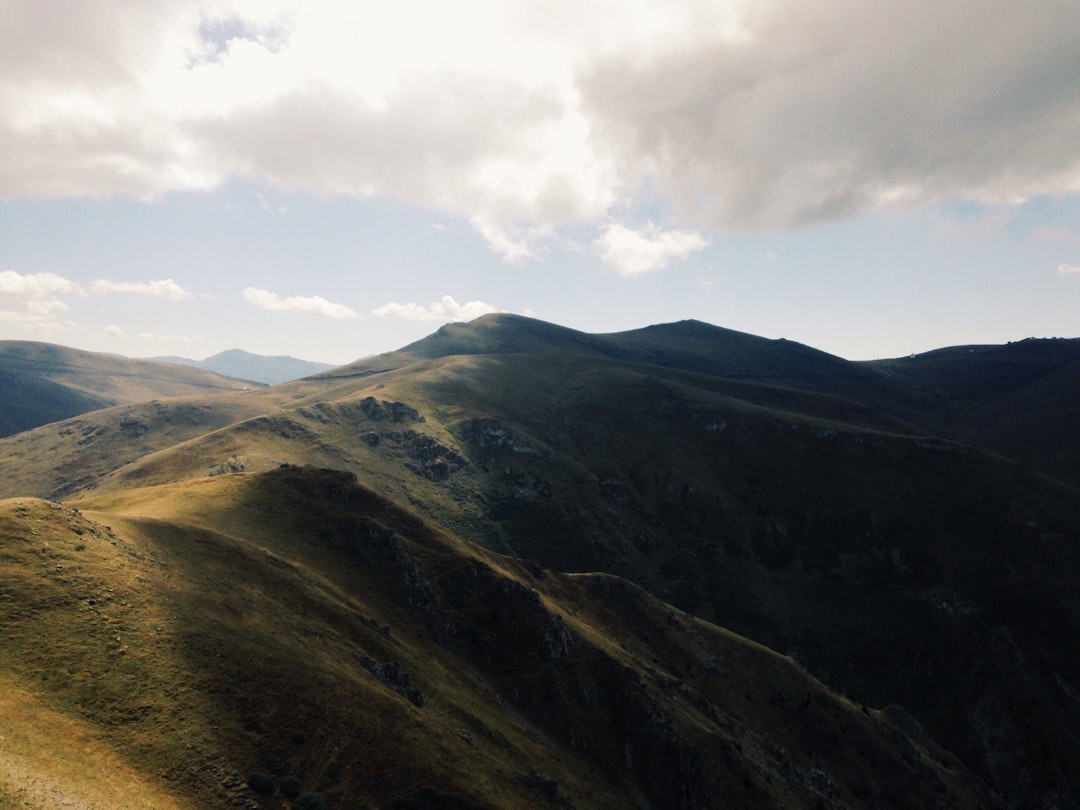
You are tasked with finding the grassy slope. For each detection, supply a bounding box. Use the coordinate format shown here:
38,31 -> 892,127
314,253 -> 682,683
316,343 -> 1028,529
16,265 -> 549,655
1,468 -> 989,809
0,368 -> 112,437
0,340 -> 262,438
0,393 -> 274,500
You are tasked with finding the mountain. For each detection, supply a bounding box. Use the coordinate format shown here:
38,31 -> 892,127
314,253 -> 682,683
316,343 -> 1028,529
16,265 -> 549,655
1,313 -> 1078,808
0,341 -> 262,438
864,337 -> 1080,486
156,348 -> 336,385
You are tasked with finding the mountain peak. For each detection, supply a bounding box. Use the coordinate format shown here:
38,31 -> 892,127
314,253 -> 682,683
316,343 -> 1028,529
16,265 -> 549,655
156,348 -> 335,385
401,313 -> 606,359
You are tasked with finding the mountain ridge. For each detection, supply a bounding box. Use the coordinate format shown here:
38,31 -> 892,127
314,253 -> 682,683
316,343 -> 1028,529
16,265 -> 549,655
153,348 -> 335,385
2,314 -> 1079,807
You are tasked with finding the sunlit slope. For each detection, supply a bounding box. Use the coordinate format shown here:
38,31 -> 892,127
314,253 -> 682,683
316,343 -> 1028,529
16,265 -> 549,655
0,340 -> 263,437
0,393 -> 273,499
0,467 -> 990,809
0,675 -> 188,810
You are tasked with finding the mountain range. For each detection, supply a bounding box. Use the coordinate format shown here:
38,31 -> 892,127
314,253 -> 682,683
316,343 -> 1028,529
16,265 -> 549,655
152,348 -> 335,386
1,314 -> 1078,809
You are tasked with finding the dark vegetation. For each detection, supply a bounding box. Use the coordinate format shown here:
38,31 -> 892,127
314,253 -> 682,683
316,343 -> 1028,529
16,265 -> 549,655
1,314 -> 1079,808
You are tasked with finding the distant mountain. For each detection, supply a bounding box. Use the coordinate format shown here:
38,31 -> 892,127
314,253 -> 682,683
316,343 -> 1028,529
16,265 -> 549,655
0,340 -> 261,438
2,314 -> 1079,807
156,348 -> 335,385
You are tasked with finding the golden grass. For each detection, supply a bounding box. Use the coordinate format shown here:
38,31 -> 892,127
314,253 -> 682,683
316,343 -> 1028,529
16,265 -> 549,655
0,675 -> 188,810
3,482 -> 626,808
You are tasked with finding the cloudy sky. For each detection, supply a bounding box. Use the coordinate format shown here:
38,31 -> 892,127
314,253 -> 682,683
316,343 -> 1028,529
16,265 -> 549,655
2,0 -> 1079,365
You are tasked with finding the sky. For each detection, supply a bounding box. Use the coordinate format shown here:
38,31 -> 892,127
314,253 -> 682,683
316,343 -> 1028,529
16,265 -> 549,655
1,1 -> 1079,366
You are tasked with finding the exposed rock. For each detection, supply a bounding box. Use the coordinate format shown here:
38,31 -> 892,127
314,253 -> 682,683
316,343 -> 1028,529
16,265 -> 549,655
209,454 -> 248,476
357,657 -> 425,707
381,430 -> 468,480
119,415 -> 149,437
502,468 -> 552,500
540,614 -> 572,661
457,417 -> 539,456
358,396 -> 424,423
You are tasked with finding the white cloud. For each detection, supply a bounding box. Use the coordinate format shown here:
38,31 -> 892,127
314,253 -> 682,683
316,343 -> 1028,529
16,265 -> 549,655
103,324 -> 206,343
1057,264 -> 1080,277
243,287 -> 358,319
135,331 -> 207,343
596,221 -> 709,276
373,295 -> 499,322
91,278 -> 192,300
0,270 -> 84,324
469,213 -> 550,263
1,0 -> 1079,253
579,1 -> 1080,230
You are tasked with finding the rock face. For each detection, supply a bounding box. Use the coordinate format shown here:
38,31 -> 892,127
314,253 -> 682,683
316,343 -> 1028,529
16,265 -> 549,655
456,417 -> 539,460
210,454 -> 248,476
392,431 -> 467,481
357,657 -> 424,707
358,397 -> 423,423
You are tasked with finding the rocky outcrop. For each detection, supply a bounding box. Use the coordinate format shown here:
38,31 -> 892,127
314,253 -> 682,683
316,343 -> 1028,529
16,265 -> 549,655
209,454 -> 248,476
358,397 -> 424,423
383,430 -> 468,481
357,657 -> 424,707
456,417 -> 539,458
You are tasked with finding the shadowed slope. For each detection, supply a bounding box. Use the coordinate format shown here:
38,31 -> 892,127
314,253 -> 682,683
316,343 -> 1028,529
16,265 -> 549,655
0,341 -> 262,438
867,338 -> 1080,484
1,467 -> 991,809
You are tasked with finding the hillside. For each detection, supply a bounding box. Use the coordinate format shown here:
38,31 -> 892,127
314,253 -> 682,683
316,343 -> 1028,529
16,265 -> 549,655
0,341 -> 262,438
865,338 -> 1080,485
0,466 -> 990,809
2,313 -> 1078,808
